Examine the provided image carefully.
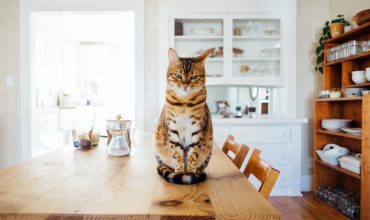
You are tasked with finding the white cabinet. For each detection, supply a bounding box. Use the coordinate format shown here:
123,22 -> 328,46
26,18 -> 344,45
32,108 -> 64,157
212,118 -> 307,196
169,14 -> 287,87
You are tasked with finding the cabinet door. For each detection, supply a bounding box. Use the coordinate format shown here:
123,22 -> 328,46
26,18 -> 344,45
231,17 -> 283,86
170,16 -> 226,84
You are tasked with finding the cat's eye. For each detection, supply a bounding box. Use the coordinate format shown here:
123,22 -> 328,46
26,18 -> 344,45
174,73 -> 182,79
190,75 -> 198,80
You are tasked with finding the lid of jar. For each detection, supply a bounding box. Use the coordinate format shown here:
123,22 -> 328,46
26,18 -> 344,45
107,114 -> 132,122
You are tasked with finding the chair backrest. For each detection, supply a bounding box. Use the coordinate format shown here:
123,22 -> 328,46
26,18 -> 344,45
243,148 -> 280,199
222,135 -> 249,169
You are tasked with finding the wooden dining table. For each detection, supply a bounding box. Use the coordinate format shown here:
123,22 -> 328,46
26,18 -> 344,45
0,132 -> 280,219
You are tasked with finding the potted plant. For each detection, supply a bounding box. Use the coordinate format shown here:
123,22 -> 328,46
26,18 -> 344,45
315,15 -> 350,73
330,14 -> 350,38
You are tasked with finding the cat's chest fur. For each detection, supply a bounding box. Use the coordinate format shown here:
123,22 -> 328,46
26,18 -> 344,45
168,114 -> 201,150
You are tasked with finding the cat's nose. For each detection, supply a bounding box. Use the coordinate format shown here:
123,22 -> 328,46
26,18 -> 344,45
182,84 -> 189,90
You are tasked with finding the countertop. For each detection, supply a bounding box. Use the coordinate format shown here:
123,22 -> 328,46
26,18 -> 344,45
212,116 -> 308,124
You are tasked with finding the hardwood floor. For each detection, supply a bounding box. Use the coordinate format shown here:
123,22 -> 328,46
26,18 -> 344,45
269,192 -> 349,220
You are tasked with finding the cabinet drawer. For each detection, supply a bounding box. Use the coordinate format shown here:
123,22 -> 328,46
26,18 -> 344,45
260,150 -> 291,166
213,126 -> 228,148
229,125 -> 291,144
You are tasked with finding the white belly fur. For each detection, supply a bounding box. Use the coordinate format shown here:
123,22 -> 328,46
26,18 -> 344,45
169,114 -> 201,150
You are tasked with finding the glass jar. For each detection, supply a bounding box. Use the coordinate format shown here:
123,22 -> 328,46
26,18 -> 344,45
106,115 -> 132,156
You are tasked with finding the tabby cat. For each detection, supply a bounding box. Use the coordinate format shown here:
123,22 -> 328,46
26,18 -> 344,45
154,48 -> 213,185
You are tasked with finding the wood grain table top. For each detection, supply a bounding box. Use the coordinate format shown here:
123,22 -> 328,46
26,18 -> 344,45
0,133 -> 280,219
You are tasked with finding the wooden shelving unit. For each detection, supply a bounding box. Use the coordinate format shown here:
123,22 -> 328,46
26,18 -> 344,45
314,22 -> 370,220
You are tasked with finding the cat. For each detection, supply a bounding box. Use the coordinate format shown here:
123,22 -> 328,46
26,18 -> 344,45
154,48 -> 213,185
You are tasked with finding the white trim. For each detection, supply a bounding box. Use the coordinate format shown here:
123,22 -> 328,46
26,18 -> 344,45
301,174 -> 312,192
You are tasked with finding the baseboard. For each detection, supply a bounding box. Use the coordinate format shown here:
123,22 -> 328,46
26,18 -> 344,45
301,174 -> 312,192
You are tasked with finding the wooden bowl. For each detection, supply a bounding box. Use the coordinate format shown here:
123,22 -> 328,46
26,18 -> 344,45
353,9 -> 370,26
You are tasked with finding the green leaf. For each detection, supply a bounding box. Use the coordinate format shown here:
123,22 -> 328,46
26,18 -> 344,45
319,67 -> 323,74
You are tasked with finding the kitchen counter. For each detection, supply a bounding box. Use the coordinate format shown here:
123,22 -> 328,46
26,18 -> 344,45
212,116 -> 308,125
0,134 -> 279,219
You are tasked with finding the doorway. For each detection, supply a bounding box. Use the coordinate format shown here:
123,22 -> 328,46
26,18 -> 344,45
30,12 -> 136,157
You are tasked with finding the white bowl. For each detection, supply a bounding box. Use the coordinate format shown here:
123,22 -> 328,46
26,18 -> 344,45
321,119 -> 352,131
352,71 -> 366,84
366,67 -> 370,81
344,87 -> 365,97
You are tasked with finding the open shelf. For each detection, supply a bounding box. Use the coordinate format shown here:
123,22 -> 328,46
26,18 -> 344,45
316,21 -> 370,220
325,51 -> 370,66
233,35 -> 280,40
324,22 -> 370,44
207,58 -> 223,62
315,159 -> 361,180
343,82 -> 370,88
233,58 -> 280,61
174,36 -> 223,41
315,97 -> 362,102
316,129 -> 362,140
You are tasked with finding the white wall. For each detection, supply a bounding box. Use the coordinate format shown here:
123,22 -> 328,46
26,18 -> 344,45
296,0 -> 329,190
144,0 -> 160,131
0,0 -> 21,168
330,0 -> 370,25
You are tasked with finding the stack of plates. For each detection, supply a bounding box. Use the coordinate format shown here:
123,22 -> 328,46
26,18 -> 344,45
340,127 -> 362,136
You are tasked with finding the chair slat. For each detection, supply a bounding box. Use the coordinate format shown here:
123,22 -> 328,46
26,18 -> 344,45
243,148 -> 280,199
222,135 -> 249,169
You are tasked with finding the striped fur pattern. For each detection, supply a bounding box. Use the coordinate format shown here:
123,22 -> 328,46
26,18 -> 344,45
154,48 -> 213,184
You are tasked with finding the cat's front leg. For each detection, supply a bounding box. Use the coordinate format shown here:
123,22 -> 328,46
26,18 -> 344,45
168,141 -> 185,173
186,144 -> 201,174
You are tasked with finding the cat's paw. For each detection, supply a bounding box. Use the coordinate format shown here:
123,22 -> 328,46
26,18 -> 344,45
175,166 -> 185,173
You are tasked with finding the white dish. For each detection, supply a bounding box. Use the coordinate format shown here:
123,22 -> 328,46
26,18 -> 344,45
321,119 -> 352,131
344,88 -> 365,97
339,154 -> 361,174
352,70 -> 366,84
340,127 -> 362,136
362,90 -> 370,95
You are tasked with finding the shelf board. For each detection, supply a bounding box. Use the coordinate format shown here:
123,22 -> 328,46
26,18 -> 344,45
325,51 -> 370,66
316,129 -> 362,140
174,35 -> 223,40
315,97 -> 362,102
324,22 -> 370,44
343,82 -> 370,88
233,35 -> 280,40
315,159 -> 361,180
207,58 -> 223,62
233,58 -> 280,61
324,59 -> 342,66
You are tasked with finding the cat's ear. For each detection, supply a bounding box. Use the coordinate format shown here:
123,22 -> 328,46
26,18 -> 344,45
168,48 -> 179,66
198,49 -> 211,62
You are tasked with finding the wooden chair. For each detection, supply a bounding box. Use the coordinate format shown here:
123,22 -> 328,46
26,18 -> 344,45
222,135 -> 249,169
243,148 -> 280,199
